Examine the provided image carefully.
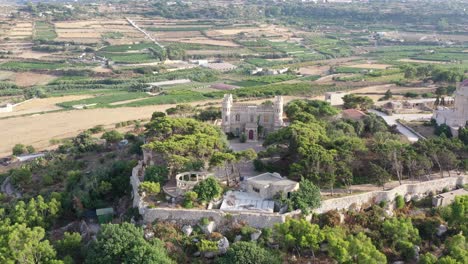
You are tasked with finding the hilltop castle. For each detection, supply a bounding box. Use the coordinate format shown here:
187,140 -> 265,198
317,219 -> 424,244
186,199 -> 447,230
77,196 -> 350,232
433,80 -> 468,137
221,94 -> 284,141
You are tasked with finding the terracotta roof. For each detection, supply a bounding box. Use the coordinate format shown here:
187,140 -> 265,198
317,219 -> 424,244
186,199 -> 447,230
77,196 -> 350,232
342,109 -> 367,120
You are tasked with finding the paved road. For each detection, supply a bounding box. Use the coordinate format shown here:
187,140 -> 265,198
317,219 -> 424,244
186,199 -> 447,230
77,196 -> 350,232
369,109 -> 432,142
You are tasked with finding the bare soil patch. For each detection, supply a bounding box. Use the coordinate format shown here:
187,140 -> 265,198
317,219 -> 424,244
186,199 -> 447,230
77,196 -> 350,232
16,50 -> 51,59
0,96 -> 303,156
298,65 -> 330,75
13,72 -> 57,87
178,38 -> 239,47
0,95 -> 92,117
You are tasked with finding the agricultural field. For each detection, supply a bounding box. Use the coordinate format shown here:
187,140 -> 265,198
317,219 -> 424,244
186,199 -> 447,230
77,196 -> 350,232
0,0 -> 467,158
33,21 -> 57,41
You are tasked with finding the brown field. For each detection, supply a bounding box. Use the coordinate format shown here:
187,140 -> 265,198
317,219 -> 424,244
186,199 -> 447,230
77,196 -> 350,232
0,95 -> 92,118
13,72 -> 57,87
178,38 -> 240,47
349,63 -> 392,69
154,31 -> 203,39
0,71 -> 56,86
0,96 -> 305,157
298,65 -> 330,75
54,19 -> 145,42
15,50 -> 51,59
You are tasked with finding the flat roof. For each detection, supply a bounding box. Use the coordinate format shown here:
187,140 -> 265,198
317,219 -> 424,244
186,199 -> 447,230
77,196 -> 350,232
220,191 -> 274,213
436,188 -> 468,198
96,208 -> 114,215
247,172 -> 298,187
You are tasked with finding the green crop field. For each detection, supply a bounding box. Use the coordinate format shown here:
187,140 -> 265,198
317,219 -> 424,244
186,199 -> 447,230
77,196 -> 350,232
100,43 -> 160,52
99,52 -> 157,64
0,61 -> 85,71
58,92 -> 149,108
34,21 -> 57,41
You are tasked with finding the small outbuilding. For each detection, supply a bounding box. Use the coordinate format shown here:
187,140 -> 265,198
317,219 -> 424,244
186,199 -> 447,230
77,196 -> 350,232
432,188 -> 468,207
246,172 -> 299,199
96,208 -> 114,224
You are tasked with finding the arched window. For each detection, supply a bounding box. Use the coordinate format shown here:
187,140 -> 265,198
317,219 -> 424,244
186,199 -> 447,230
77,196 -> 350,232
235,114 -> 240,122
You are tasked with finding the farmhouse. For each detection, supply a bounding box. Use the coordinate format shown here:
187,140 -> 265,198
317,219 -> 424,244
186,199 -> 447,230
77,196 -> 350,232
220,172 -> 299,213
246,172 -> 299,199
325,91 -> 347,106
433,80 -> 468,137
221,94 -> 284,141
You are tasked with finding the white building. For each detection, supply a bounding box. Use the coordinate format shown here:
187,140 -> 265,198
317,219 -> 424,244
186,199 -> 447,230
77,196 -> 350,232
219,172 -> 299,213
222,94 -> 284,141
325,91 -> 348,106
433,80 -> 468,137
246,172 -> 299,200
0,103 -> 13,113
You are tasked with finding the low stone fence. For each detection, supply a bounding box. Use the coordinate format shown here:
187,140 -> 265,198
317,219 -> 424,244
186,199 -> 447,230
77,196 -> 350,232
315,175 -> 468,214
131,159 -> 467,228
142,207 -> 292,228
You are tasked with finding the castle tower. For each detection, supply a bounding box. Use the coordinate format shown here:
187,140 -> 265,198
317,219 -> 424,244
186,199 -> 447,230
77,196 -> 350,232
222,94 -> 233,132
453,80 -> 468,124
273,95 -> 284,128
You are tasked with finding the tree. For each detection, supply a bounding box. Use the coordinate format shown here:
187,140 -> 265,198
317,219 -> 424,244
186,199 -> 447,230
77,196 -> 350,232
369,162 -> 391,190
290,178 -> 321,214
139,181 -> 161,196
183,191 -> 198,208
151,111 -> 166,120
445,234 -> 468,263
0,221 -> 62,264
12,143 -> 27,156
55,232 -> 82,260
382,217 -> 420,248
403,65 -> 417,79
144,165 -> 169,185
348,232 -> 387,263
73,131 -> 96,152
286,99 -> 338,122
101,130 -> 124,144
418,252 -> 437,264
216,241 -> 281,264
196,107 -> 221,121
10,167 -> 32,186
210,152 -> 236,186
26,145 -> 35,154
381,89 -> 393,101
459,126 -> 468,145
86,223 -> 173,264
193,177 -> 222,202
273,218 -> 324,257
343,94 -> 374,110
395,195 -> 405,209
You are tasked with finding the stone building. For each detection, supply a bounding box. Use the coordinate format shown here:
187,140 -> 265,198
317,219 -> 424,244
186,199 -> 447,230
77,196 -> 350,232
221,94 -> 284,141
246,172 -> 299,199
433,80 -> 468,137
325,91 -> 347,106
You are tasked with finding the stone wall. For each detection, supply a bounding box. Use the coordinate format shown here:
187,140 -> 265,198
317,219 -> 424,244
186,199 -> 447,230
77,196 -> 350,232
315,175 -> 468,214
131,159 -> 468,228
142,207 -> 289,228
